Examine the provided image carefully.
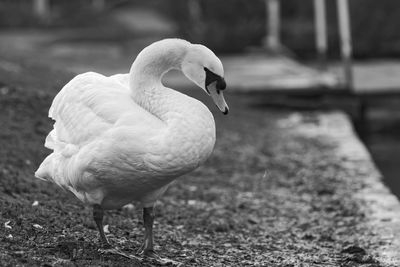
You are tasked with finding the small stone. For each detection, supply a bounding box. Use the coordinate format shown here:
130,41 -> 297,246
122,203 -> 135,211
4,221 -> 12,229
33,224 -> 43,229
187,185 -> 198,192
188,200 -> 197,205
248,215 -> 259,224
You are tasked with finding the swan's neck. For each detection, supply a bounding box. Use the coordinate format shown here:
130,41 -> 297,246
129,39 -> 190,116
127,40 -> 215,172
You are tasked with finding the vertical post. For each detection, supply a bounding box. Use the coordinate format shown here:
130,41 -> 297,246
337,0 -> 353,90
265,0 -> 281,51
33,0 -> 49,18
188,0 -> 205,42
313,0 -> 328,69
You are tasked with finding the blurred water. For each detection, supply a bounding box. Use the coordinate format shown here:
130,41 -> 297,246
362,104 -> 400,199
368,136 -> 400,199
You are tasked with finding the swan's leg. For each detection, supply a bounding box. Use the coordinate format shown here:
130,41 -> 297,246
137,206 -> 157,257
136,206 -> 182,266
93,204 -> 111,248
94,204 -> 141,261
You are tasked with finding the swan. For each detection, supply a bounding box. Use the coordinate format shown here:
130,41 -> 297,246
34,38 -> 228,260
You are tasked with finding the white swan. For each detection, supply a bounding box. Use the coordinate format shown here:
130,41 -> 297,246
35,38 -> 228,259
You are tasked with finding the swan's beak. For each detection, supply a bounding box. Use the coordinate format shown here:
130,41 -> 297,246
207,80 -> 229,115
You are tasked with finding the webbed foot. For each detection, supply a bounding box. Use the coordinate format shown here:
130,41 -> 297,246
99,247 -> 141,261
139,249 -> 182,266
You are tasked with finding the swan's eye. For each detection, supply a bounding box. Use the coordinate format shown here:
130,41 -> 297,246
204,67 -> 225,91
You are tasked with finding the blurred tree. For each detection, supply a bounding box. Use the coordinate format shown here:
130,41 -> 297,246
187,0 -> 205,43
169,0 -> 266,54
1,0 -> 400,58
33,0 -> 49,19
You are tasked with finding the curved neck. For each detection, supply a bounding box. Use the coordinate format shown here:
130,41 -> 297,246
129,39 -> 190,108
127,40 -> 216,170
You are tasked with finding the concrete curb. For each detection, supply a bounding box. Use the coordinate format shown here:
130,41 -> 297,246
296,112 -> 400,265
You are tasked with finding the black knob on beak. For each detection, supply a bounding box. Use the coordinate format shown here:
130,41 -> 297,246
217,78 -> 226,90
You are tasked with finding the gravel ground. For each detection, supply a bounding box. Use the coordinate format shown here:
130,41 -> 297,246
0,58 -> 398,266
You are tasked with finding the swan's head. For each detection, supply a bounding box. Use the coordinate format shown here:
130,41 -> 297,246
181,44 -> 229,115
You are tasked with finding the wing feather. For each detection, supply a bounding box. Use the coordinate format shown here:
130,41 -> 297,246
35,71 -> 166,203
49,72 -> 131,147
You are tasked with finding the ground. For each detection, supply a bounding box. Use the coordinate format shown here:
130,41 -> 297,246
0,57 -> 397,266
1,23 -> 400,266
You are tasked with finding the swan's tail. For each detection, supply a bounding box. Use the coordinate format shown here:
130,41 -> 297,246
35,129 -> 58,181
36,127 -> 79,181
35,153 -> 55,181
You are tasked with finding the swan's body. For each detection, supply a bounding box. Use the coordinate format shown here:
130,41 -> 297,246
35,38 -> 228,258
36,71 -> 215,209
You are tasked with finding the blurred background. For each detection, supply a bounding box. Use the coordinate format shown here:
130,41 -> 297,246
1,0 -> 400,57
1,0 -> 400,199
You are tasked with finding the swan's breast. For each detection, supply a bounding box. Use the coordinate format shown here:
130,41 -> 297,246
146,99 -> 216,176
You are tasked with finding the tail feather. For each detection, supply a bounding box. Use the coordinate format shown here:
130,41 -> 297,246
44,130 -> 56,150
35,154 -> 54,181
44,129 -> 78,157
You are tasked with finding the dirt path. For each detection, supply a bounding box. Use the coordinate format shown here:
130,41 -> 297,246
1,57 -> 399,266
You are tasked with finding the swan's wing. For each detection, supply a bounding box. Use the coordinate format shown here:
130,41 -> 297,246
109,73 -> 130,86
36,72 -> 169,204
48,72 -> 161,149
